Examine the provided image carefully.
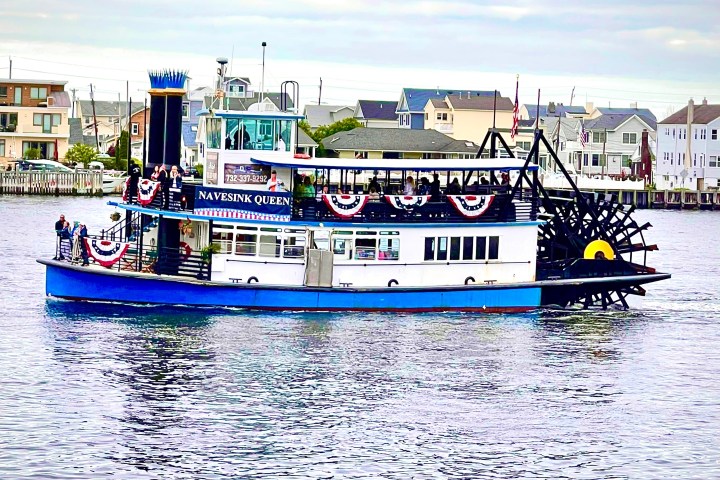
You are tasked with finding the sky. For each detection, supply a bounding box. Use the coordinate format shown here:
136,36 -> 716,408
1,0 -> 719,119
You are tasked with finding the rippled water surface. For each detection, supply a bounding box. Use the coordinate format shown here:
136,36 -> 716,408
0,196 -> 718,479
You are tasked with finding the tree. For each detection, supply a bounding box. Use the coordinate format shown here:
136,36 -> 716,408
65,144 -> 97,166
114,131 -> 129,169
24,147 -> 42,160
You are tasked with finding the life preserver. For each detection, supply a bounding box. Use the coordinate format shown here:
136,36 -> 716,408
179,241 -> 192,261
248,276 -> 259,283
465,276 -> 475,285
388,279 -> 398,287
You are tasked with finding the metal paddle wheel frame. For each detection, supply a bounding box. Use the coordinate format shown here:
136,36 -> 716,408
474,125 -> 666,310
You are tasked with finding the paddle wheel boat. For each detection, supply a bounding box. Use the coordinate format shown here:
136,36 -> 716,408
38,67 -> 670,311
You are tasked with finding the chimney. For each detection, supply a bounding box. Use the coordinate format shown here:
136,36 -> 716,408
639,129 -> 651,179
630,102 -> 638,109
548,101 -> 556,114
703,97 -> 708,105
585,101 -> 594,113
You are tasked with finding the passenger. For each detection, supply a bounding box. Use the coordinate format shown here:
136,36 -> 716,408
60,220 -> 72,259
368,175 -> 381,193
54,214 -> 66,260
78,223 -> 90,266
150,165 -> 160,181
447,178 -> 462,195
369,186 -> 380,201
430,173 -> 441,201
301,176 -> 315,198
480,176 -> 490,185
404,176 -> 416,195
275,136 -> 287,151
417,177 -> 430,195
170,165 -> 182,189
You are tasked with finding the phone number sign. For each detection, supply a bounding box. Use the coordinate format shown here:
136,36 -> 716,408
223,163 -> 270,185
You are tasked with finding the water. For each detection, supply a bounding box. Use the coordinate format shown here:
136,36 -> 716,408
0,196 -> 718,479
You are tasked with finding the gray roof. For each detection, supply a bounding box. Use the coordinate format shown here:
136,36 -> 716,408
303,104 -> 354,127
446,95 -> 514,111
78,100 -> 145,118
297,128 -> 318,147
541,117 -> 582,139
204,92 -> 294,111
321,127 -> 478,153
0,78 -> 67,86
68,118 -> 100,147
660,103 -> 720,125
585,113 -> 653,131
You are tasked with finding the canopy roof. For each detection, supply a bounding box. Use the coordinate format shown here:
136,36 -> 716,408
250,156 -> 538,172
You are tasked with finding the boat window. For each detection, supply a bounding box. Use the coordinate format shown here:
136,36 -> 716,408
276,120 -> 292,152
436,237 -> 448,261
213,231 -> 234,254
356,231 -> 377,236
283,236 -> 305,258
261,227 -> 282,232
488,236 -> 499,260
235,233 -> 257,256
284,228 -> 305,234
450,237 -> 461,261
378,237 -> 399,261
225,118 -> 240,150
236,225 -> 258,232
424,237 -> 435,261
215,223 -> 234,230
206,118 -> 221,149
333,238 -> 348,255
355,238 -> 376,260
462,237 -> 474,260
475,236 -> 487,260
259,234 -> 281,257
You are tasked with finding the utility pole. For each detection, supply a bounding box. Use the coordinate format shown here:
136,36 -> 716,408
8,56 -> 12,79
569,86 -> 575,106
89,84 -> 100,153
70,88 -> 76,118
261,41 -> 267,103
318,77 -> 322,105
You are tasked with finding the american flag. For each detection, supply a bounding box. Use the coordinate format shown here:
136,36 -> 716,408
510,76 -> 519,139
579,121 -> 587,147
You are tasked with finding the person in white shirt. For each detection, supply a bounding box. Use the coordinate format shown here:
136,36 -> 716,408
276,136 -> 287,151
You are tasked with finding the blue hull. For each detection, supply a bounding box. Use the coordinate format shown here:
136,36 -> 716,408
40,260 -> 541,312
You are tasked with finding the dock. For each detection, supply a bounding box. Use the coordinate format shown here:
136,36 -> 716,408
0,171 -> 104,196
542,188 -> 720,210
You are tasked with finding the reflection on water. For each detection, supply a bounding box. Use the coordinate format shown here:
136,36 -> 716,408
1,197 -> 719,478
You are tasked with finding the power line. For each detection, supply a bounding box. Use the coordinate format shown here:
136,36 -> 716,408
14,67 -> 147,83
8,54 -> 148,74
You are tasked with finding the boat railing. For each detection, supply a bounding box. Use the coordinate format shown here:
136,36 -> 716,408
292,192 -> 533,223
154,246 -> 211,280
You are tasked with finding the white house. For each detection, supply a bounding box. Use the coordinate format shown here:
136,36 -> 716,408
655,99 -> 720,190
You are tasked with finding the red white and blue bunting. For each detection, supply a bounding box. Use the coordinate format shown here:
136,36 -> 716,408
121,177 -> 131,202
447,194 -> 495,218
322,194 -> 369,219
138,179 -> 162,206
384,195 -> 431,210
84,238 -> 130,267
194,207 -> 291,222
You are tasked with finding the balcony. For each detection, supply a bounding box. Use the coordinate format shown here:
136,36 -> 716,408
434,122 -> 453,135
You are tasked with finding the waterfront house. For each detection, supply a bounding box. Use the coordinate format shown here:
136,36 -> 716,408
655,99 -> 720,190
353,100 -> 398,128
76,100 -> 145,140
520,102 -> 588,120
423,93 -> 514,144
303,105 -> 354,131
0,78 -> 71,163
320,127 -> 478,160
588,104 -> 657,126
396,88 -> 496,129
574,113 -> 655,176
